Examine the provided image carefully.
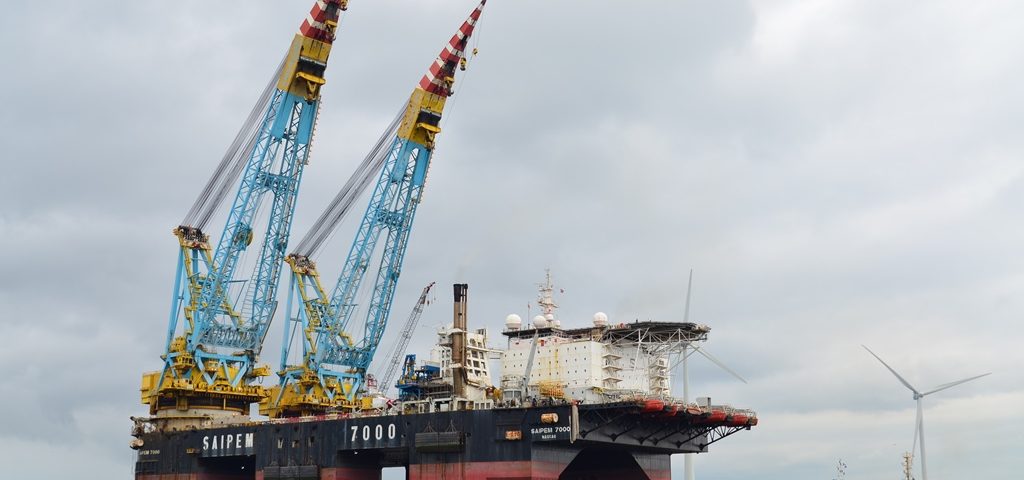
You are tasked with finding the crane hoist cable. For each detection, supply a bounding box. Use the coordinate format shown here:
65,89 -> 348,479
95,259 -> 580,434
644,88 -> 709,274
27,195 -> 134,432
183,59 -> 284,230
292,107 -> 404,257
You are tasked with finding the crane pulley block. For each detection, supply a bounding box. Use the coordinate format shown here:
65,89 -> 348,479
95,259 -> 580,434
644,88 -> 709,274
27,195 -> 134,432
286,253 -> 318,273
174,226 -> 209,248
279,35 -> 332,101
397,89 -> 448,147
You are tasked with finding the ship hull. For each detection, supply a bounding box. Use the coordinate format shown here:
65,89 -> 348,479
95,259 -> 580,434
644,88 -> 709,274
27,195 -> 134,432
134,404 -> 748,480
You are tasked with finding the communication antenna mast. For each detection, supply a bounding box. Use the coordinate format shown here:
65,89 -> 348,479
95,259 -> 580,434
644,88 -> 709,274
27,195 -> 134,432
833,459 -> 847,480
902,452 -> 915,480
537,268 -> 559,320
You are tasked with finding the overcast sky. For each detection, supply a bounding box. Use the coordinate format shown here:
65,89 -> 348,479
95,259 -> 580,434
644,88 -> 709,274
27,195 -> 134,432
1,0 -> 1022,478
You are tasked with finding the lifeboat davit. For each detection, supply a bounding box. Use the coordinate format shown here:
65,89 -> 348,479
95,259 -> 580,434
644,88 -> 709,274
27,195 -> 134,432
640,399 -> 666,413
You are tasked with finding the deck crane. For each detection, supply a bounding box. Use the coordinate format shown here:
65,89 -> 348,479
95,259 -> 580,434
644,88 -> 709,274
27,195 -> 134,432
140,0 -> 350,418
262,1 -> 488,417
376,282 -> 436,395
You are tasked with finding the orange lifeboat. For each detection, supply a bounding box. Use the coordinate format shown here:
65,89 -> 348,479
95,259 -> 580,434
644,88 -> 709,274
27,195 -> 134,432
658,404 -> 680,417
640,399 -> 666,413
728,413 -> 749,426
704,408 -> 727,423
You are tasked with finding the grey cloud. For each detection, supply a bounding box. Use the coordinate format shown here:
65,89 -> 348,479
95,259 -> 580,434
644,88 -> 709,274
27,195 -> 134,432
1,0 -> 1021,479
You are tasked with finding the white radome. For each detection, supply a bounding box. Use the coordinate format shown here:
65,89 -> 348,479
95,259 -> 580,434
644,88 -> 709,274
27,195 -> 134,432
505,314 -> 522,330
593,312 -> 609,327
533,315 -> 549,328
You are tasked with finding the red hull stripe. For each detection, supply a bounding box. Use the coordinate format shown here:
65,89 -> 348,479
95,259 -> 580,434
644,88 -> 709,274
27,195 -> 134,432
407,460 -> 562,480
321,466 -> 384,480
405,460 -> 670,480
138,465 -> 670,480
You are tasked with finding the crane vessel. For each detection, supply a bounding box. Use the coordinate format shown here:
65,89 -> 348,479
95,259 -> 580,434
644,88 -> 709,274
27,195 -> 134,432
132,1 -> 757,479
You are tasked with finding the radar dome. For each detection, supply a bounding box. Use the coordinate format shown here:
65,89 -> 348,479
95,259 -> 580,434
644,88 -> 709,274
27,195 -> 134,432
544,313 -> 555,321
593,312 -> 609,327
551,319 -> 561,328
505,314 -> 522,330
533,315 -> 549,328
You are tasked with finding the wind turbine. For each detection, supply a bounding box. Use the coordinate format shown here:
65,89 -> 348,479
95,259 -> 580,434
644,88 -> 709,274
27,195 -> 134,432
672,269 -> 747,480
862,345 -> 990,480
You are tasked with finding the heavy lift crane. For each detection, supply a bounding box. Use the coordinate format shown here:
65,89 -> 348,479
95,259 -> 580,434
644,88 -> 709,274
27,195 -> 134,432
140,0 -> 350,417
262,1 -> 488,417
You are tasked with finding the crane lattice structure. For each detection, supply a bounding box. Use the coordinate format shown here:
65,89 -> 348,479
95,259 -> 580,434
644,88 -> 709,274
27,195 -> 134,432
140,0 -> 350,417
262,1 -> 488,417
376,282 -> 436,396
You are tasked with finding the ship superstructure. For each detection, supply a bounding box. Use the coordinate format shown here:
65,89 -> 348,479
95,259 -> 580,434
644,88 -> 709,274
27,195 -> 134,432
134,282 -> 758,480
395,272 -> 745,418
430,326 -> 497,396
388,326 -> 500,412
498,271 -> 708,404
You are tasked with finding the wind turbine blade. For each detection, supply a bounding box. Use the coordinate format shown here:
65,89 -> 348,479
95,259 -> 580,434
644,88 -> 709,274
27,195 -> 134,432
667,348 -> 698,371
684,269 -> 693,323
693,344 -> 747,384
921,372 -> 991,396
862,345 -> 919,395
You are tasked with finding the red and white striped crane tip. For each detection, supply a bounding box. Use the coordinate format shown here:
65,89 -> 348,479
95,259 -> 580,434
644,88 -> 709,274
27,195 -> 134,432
418,0 -> 487,97
299,0 -> 347,44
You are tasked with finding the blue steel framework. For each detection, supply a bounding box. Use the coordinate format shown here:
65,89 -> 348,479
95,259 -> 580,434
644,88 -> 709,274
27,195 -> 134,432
281,137 -> 432,401
267,1 -> 486,416
143,0 -> 347,414
181,91 -> 316,384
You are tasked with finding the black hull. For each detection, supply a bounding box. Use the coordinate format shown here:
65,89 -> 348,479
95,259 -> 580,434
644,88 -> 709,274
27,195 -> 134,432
134,403 -> 751,480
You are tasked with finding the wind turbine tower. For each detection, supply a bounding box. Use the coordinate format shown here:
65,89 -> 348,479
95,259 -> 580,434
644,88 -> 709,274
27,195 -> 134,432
674,269 -> 748,480
862,345 -> 990,480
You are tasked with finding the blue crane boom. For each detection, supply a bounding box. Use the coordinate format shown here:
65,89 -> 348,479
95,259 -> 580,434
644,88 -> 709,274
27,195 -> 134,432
141,0 -> 350,416
263,1 -> 487,417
